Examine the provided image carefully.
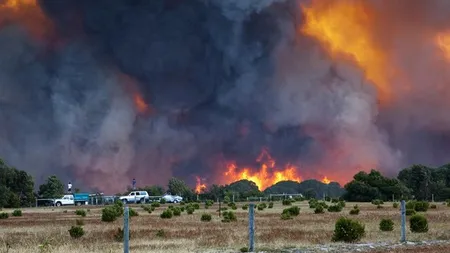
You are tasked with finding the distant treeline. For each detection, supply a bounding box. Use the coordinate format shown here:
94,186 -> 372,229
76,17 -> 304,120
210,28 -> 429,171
2,156 -> 450,208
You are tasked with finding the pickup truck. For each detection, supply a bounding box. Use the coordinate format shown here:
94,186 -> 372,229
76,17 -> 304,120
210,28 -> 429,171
54,193 -> 89,206
119,191 -> 149,204
161,194 -> 183,203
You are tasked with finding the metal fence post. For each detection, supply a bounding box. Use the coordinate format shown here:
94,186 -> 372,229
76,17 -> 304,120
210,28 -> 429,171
124,206 -> 129,253
400,200 -> 406,243
248,203 -> 255,252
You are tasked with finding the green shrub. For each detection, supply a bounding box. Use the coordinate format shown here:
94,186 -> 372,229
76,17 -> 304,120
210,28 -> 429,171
349,208 -> 360,215
377,204 -> 383,209
338,200 -> 346,208
172,207 -> 181,216
268,202 -> 274,208
309,199 -> 318,208
331,198 -> 339,203
186,206 -> 194,214
242,204 -> 248,210
282,199 -> 292,206
240,247 -> 249,252
102,207 -> 119,222
201,213 -> 212,222
371,199 -> 384,205
221,211 -> 237,222
231,205 -> 237,210
75,219 -> 84,226
280,212 -> 292,220
12,210 -> 22,217
63,210 -> 68,213
405,209 -> 416,216
205,200 -> 214,207
406,200 -> 416,210
151,202 -> 161,208
410,214 -> 428,233
75,209 -> 87,217
180,201 -> 185,205
68,226 -> 84,239
414,201 -> 429,212
314,205 -> 325,214
257,205 -> 264,211
160,209 -> 173,219
282,206 -> 300,216
328,204 -> 343,212
129,208 -> 139,217
379,219 -> 394,231
228,202 -> 235,207
180,207 -> 185,212
159,198 -> 166,204
393,202 -> 399,208
156,229 -> 165,237
193,203 -> 200,210
332,217 -> 365,242
0,212 -> 9,219
113,227 -> 124,242
325,196 -> 331,202
430,204 -> 437,209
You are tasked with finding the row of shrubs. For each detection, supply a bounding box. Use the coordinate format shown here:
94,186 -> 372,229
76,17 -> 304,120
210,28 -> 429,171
0,209 -> 22,219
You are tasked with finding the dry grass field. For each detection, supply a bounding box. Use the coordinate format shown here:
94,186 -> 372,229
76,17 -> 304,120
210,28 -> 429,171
1,201 -> 450,253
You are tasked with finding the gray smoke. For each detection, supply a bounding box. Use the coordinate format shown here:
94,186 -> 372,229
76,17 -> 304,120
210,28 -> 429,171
0,0 -> 449,192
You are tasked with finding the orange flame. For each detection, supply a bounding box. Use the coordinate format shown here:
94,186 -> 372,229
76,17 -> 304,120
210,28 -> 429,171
195,176 -> 206,194
0,0 -> 52,41
436,32 -> 450,60
223,148 -> 302,190
133,93 -> 149,114
321,176 -> 331,184
301,0 -> 391,103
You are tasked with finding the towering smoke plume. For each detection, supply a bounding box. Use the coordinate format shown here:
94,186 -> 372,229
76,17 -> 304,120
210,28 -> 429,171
1,0 -> 450,192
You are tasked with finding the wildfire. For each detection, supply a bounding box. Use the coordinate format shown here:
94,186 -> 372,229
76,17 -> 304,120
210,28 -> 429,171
195,176 -> 206,194
223,148 -> 302,190
0,0 -> 51,41
436,32 -> 450,60
133,93 -> 149,114
321,176 -> 330,184
301,0 -> 391,103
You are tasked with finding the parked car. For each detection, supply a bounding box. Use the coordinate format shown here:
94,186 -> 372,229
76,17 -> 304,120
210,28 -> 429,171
119,191 -> 150,204
161,194 -> 183,203
54,193 -> 89,206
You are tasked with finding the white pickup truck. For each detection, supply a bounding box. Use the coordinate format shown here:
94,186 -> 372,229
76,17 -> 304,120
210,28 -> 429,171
54,193 -> 89,206
119,191 -> 149,204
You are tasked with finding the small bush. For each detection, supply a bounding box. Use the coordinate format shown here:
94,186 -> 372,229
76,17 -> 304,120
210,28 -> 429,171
331,198 -> 339,203
406,209 -> 416,216
242,204 -> 248,210
410,214 -> 428,233
393,202 -> 399,208
338,200 -> 346,208
414,201 -> 429,212
268,202 -> 274,208
201,213 -> 212,222
151,202 -> 161,208
257,205 -> 264,211
102,206 -> 119,222
282,199 -> 292,206
68,226 -> 84,239
328,204 -> 343,212
231,205 -> 237,210
129,208 -> 139,217
0,212 -> 9,219
406,200 -> 416,210
205,200 -> 214,207
172,207 -> 181,216
281,212 -> 292,220
325,196 -> 331,202
379,219 -> 394,231
240,247 -> 249,252
160,209 -> 173,219
371,199 -> 384,205
314,205 -> 325,214
332,217 -> 365,242
75,209 -> 87,217
159,198 -> 166,204
430,204 -> 437,209
282,206 -> 300,216
377,204 -> 383,209
193,203 -> 200,210
180,207 -> 185,212
63,210 -> 68,213
75,219 -> 84,226
349,208 -> 360,215
180,201 -> 185,205
221,211 -> 237,222
156,229 -> 165,237
12,210 -> 22,217
186,206 -> 194,214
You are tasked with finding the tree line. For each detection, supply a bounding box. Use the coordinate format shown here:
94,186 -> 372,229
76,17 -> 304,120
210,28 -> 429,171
2,155 -> 450,208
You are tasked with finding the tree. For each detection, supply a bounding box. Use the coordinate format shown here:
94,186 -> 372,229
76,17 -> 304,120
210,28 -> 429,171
398,165 -> 432,200
38,176 -> 64,198
0,159 -> 35,208
139,185 -> 165,196
167,177 -> 193,199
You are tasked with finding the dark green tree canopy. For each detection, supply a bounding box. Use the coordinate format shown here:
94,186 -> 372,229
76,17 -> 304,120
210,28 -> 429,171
168,177 -> 193,198
38,175 -> 65,198
0,159 -> 35,208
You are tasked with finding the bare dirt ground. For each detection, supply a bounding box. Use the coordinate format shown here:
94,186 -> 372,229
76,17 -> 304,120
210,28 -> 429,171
0,202 -> 450,253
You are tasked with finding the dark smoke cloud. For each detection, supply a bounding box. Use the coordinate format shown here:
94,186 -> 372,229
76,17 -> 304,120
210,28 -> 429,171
1,0 -> 449,192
